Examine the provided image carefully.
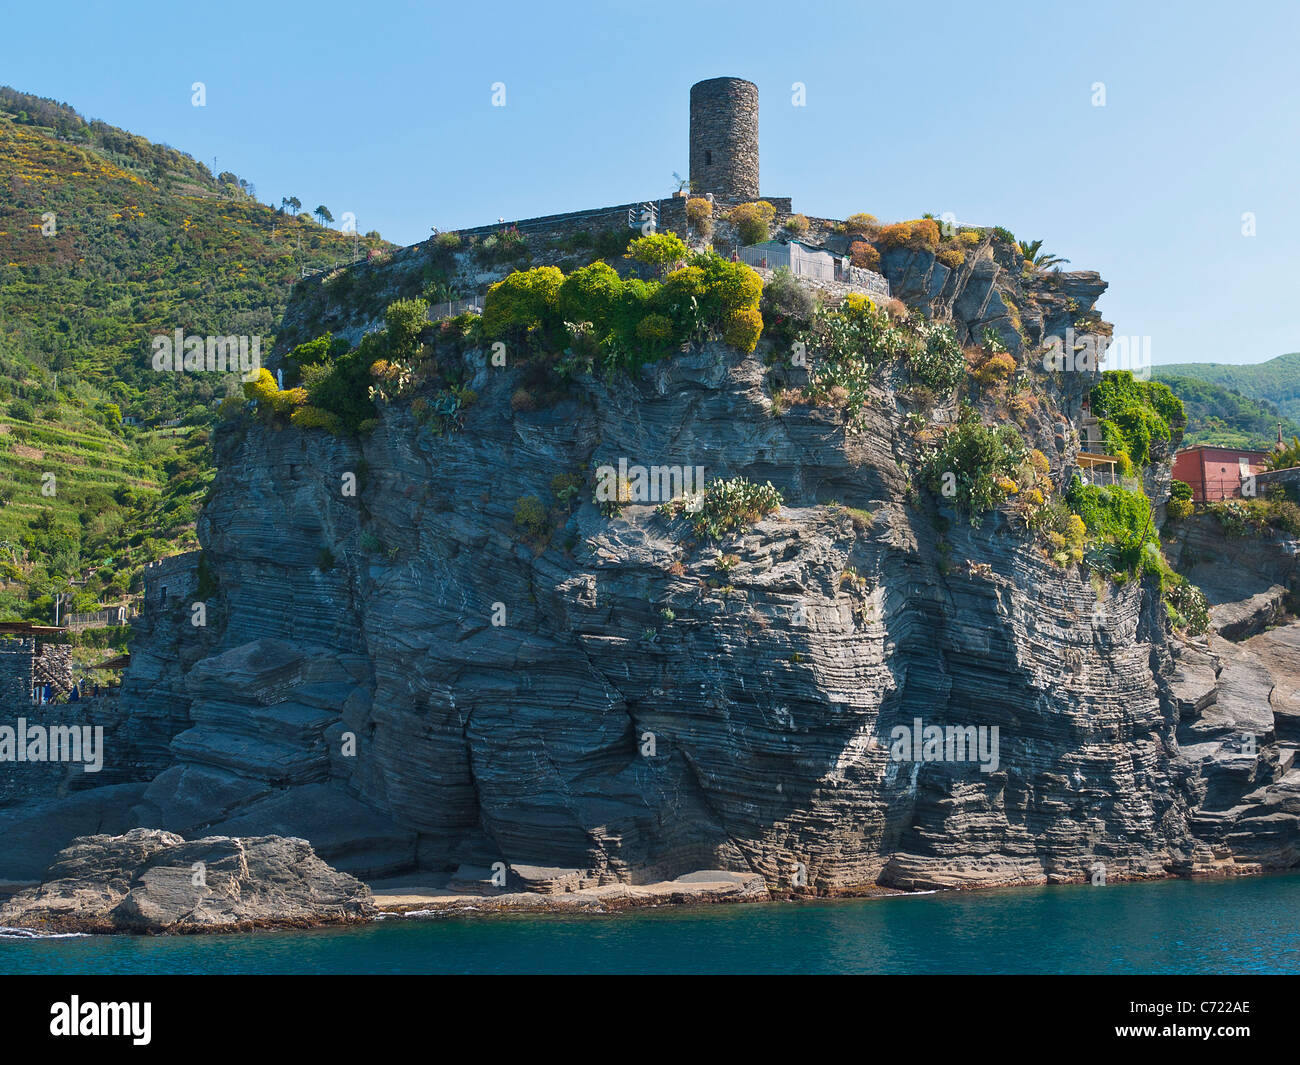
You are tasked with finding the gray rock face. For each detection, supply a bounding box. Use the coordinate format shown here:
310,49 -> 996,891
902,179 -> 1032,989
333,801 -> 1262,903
1165,513 -> 1300,639
111,332 -> 1291,894
0,829 -> 374,933
4,251 -> 1297,899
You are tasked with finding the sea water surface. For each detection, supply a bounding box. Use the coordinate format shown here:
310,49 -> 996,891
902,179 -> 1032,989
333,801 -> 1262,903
2,873 -> 1297,975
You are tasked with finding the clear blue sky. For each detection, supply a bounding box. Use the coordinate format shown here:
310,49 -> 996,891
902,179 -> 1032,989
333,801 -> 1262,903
8,0 -> 1299,365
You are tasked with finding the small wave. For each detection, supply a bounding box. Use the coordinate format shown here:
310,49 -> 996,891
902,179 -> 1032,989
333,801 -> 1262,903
382,910 -> 449,920
0,926 -> 90,939
876,889 -> 940,898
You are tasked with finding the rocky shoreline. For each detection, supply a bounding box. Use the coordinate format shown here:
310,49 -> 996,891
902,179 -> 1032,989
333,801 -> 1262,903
3,828 -> 1291,935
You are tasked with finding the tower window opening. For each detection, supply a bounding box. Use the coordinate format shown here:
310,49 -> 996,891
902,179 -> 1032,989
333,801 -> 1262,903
706,150 -> 712,165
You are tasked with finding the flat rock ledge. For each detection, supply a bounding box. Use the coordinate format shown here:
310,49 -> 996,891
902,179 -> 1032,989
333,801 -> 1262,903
370,869 -> 772,916
0,829 -> 375,934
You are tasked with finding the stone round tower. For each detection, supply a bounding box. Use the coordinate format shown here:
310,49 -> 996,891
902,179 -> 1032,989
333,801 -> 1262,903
689,77 -> 759,202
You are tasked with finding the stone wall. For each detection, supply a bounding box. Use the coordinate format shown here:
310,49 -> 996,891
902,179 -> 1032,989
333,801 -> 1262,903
33,643 -> 73,700
454,197 -> 690,247
0,695 -> 127,807
0,638 -> 33,705
1257,467 -> 1300,493
0,638 -> 73,704
690,77 -> 759,201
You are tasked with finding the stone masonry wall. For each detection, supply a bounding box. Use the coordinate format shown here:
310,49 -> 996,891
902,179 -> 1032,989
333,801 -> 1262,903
32,644 -> 73,700
0,638 -> 74,704
454,198 -> 690,247
0,639 -> 33,705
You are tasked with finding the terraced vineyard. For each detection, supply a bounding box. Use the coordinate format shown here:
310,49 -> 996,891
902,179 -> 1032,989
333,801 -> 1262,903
0,86 -> 387,626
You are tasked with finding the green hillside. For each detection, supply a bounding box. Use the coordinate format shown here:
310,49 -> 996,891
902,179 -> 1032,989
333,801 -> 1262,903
1155,373 -> 1299,450
0,86 -> 387,625
1156,353 -> 1300,426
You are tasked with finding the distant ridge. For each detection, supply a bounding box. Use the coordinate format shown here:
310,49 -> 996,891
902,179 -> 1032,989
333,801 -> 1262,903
0,84 -> 385,625
1155,369 -> 1300,450
1155,352 -> 1300,425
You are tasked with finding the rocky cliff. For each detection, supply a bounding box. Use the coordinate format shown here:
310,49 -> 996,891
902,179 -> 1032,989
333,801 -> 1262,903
5,236 -> 1299,897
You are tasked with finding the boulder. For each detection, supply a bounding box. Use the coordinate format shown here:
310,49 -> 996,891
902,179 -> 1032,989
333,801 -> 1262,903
0,829 -> 374,934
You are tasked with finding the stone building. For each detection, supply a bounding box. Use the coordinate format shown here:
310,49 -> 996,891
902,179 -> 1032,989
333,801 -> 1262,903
0,633 -> 74,704
690,77 -> 760,202
142,550 -> 201,609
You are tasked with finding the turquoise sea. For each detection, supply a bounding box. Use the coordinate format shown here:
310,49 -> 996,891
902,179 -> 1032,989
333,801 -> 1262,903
3,873 -> 1297,975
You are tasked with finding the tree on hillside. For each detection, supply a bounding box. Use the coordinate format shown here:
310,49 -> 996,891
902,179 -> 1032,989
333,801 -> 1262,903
314,205 -> 334,226
287,196 -> 302,215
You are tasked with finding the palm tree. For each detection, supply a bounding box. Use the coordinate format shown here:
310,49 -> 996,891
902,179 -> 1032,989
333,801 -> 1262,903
1018,239 -> 1070,271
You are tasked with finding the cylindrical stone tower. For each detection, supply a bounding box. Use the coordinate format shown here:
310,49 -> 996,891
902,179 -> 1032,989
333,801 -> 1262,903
689,77 -> 759,202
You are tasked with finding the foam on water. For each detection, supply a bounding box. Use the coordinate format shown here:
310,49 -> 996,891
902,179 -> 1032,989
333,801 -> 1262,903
0,926 -> 89,939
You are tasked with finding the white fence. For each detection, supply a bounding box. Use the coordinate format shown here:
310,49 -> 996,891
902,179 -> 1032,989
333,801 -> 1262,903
738,244 -> 837,280
427,296 -> 483,319
738,245 -> 892,299
66,607 -> 134,632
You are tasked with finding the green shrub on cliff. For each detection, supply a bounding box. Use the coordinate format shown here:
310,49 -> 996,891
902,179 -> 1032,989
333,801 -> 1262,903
723,307 -> 763,352
242,369 -> 308,417
728,201 -> 776,245
1164,576 -> 1209,635
385,298 -> 431,358
659,477 -> 783,541
483,252 -> 763,367
791,294 -> 966,421
1066,478 -> 1151,540
1166,478 -> 1195,520
1090,371 -> 1185,467
626,232 -> 688,274
921,411 -> 1028,526
290,405 -> 343,432
1206,496 -> 1300,537
474,226 -> 529,265
284,332 -> 350,386
482,267 -> 564,339
1065,477 -> 1158,574
907,322 -> 966,392
759,267 -> 816,347
301,336 -> 383,432
513,494 -> 553,547
685,197 -> 713,235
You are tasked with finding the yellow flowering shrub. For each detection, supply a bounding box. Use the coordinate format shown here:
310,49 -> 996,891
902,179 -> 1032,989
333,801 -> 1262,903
723,307 -> 763,352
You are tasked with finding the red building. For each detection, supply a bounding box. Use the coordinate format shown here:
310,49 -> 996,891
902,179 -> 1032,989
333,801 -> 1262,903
1171,445 -> 1270,502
